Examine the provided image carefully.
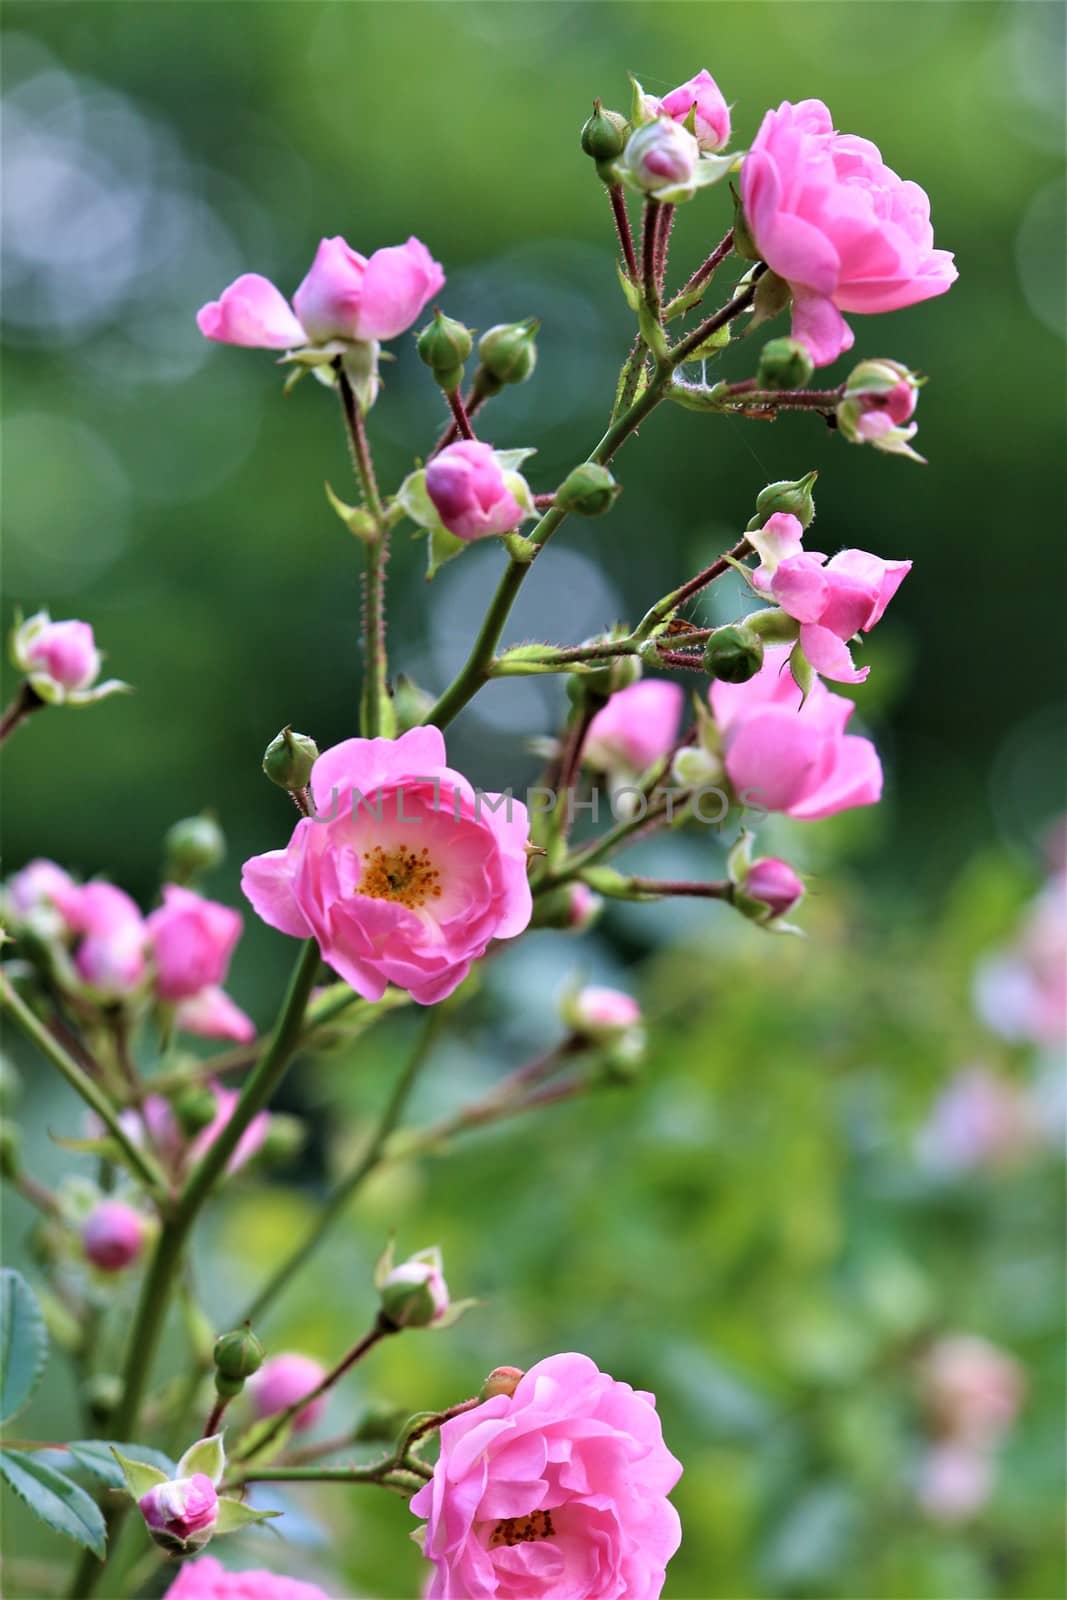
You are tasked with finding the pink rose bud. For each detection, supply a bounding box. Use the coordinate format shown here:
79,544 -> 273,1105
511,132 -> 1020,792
583,680 -> 685,775
710,645 -> 883,819
174,986 -> 255,1044
379,1250 -> 450,1329
566,882 -> 602,932
424,441 -> 528,542
241,727 -> 532,1005
410,1352 -> 682,1599
480,1365 -> 525,1401
81,1199 -> 147,1272
20,618 -> 100,691
740,101 -> 957,366
837,360 -> 924,460
162,1558 -> 333,1600
657,68 -> 731,152
248,1354 -> 328,1433
139,1475 -> 218,1551
743,858 -> 805,922
624,117 -> 700,193
64,882 -> 148,997
146,886 -> 243,1002
4,859 -> 77,939
567,985 -> 642,1041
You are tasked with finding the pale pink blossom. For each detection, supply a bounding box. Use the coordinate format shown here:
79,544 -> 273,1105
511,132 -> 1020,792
740,100 -> 957,366
749,512 -> 809,588
81,1199 -> 146,1272
147,886 -> 243,1002
163,1557 -> 332,1600
710,645 -> 882,819
917,1066 -> 1041,1174
4,859 -> 77,939
411,1351 -> 682,1599
424,441 -> 527,542
654,68 -> 731,152
19,619 -> 100,691
188,1084 -> 270,1175
767,548 -> 911,684
242,728 -> 532,1005
63,882 -> 148,997
248,1354 -> 328,1434
584,681 -> 685,774
743,857 -> 804,920
974,873 -> 1067,1047
569,986 -> 642,1039
624,118 -> 700,192
197,236 -> 443,349
174,986 -> 255,1043
917,1442 -> 994,1523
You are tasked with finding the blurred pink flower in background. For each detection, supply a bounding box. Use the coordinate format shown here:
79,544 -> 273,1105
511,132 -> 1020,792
163,1557 -> 332,1599
974,871 -> 1067,1047
248,1354 -> 328,1433
916,1066 -> 1042,1174
584,681 -> 684,775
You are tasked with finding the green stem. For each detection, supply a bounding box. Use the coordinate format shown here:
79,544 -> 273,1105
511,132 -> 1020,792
336,367 -> 390,738
0,974 -> 169,1202
239,1005 -> 445,1326
425,368 -> 672,731
669,267 -> 766,367
66,938 -> 321,1600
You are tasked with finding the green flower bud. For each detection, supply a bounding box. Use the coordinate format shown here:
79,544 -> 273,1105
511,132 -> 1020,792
213,1324 -> 265,1394
416,310 -> 473,389
750,471 -> 818,530
703,624 -> 764,684
481,1366 -> 524,1401
263,727 -> 319,792
172,1086 -> 218,1137
163,813 -> 225,884
581,100 -> 628,163
756,337 -> 814,392
391,674 -> 436,734
478,320 -> 539,388
555,462 -> 621,519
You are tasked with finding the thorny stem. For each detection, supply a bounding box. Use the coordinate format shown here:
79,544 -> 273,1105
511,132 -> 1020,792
669,265 -> 767,366
721,384 -> 845,412
239,1006 -> 446,1326
446,387 -> 476,441
641,198 -> 664,321
635,536 -> 754,636
607,183 -> 638,280
233,1319 -> 394,1464
0,682 -> 45,748
336,366 -> 390,738
666,227 -> 734,316
0,974 -> 169,1203
653,203 -> 676,295
430,370 -> 493,456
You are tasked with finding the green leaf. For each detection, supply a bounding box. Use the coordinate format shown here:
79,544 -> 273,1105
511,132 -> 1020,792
0,1268 -> 48,1424
66,1441 -> 175,1491
0,1448 -> 107,1558
110,1448 -> 169,1500
426,526 -> 468,581
176,1433 -> 225,1485
213,1495 -> 282,1534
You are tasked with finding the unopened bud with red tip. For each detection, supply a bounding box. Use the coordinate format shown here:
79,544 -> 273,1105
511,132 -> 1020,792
213,1324 -> 265,1400
164,813 -> 226,885
81,1200 -> 147,1273
757,336 -> 814,391
417,310 -> 473,394
738,858 -> 805,924
478,320 -> 539,388
556,462 -> 621,519
482,1366 -> 524,1401
749,471 -> 817,531
581,100 -> 628,165
703,624 -> 764,684
262,726 -> 318,792
378,1246 -> 450,1329
565,985 -> 642,1044
139,1475 -> 218,1553
837,359 -> 924,461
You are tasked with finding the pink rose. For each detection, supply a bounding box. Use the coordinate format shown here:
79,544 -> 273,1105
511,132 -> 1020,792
21,619 -> 100,691
710,644 -> 883,820
163,1557 -> 332,1600
656,68 -> 730,152
81,1199 -> 147,1272
749,512 -> 808,588
584,680 -> 685,774
64,882 -> 148,997
197,236 -> 444,349
768,548 -> 912,684
424,441 -> 528,542
147,885 -> 243,1002
743,857 -> 804,920
248,1354 -> 328,1434
410,1351 -> 682,1600
920,1336 -> 1025,1448
242,728 -> 532,1005
139,1474 -> 218,1549
740,100 -> 957,366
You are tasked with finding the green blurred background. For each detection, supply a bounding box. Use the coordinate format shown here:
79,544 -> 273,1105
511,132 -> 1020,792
2,2 -> 1064,1596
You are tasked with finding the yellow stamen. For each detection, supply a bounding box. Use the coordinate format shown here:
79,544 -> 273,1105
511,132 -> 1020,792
360,844 -> 442,910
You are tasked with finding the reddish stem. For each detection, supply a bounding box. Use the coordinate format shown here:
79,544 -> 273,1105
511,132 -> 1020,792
607,184 -> 638,280
446,388 -> 476,441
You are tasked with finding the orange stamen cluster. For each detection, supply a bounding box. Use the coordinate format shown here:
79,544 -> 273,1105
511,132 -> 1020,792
360,843 -> 442,909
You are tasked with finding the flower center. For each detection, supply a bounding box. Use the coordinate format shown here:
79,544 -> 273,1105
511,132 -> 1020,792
359,844 -> 442,909
489,1510 -> 556,1548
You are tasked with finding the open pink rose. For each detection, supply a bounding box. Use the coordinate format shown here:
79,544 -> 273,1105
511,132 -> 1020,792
197,235 -> 443,349
654,68 -> 730,152
740,100 -> 957,366
768,548 -> 911,684
710,645 -> 882,819
163,1557 -> 332,1600
242,727 -> 532,1004
583,681 -> 685,774
411,1351 -> 682,1599
424,441 -> 528,542
147,886 -> 242,1002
